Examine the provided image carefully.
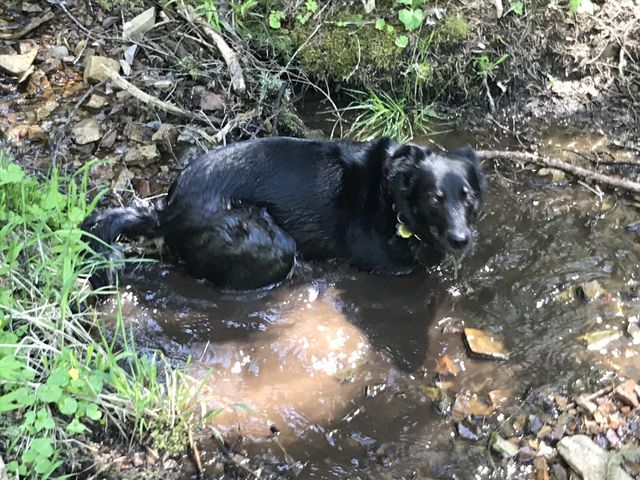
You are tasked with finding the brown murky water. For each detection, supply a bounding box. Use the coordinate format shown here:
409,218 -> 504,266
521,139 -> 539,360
100,129 -> 640,479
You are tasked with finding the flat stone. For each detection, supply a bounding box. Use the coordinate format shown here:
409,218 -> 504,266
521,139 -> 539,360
50,45 -> 69,60
86,94 -> 107,109
0,48 -> 38,75
152,123 -> 178,145
463,328 -> 508,360
72,118 -> 102,145
123,7 -> 156,40
452,392 -> 493,419
27,125 -> 46,141
614,379 -> 639,407
517,445 -> 535,463
124,144 -> 159,165
579,329 -> 622,351
84,55 -> 120,83
557,434 -> 632,480
199,91 -> 225,112
491,435 -> 519,458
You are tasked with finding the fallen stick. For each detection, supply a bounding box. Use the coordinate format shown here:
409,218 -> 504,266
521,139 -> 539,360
476,149 -> 640,194
183,6 -> 246,95
0,9 -> 55,40
99,65 -> 212,125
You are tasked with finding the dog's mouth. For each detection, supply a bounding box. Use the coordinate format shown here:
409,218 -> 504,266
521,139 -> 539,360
427,225 -> 477,257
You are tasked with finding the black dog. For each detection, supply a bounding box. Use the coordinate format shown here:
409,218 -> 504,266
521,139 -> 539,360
83,137 -> 486,290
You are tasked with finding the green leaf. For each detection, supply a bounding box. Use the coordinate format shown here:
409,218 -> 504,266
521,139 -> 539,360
375,18 -> 386,30
0,355 -> 28,381
395,35 -> 409,48
85,402 -> 102,420
398,8 -> 424,31
67,418 -> 88,434
0,163 -> 25,185
569,0 -> 581,11
268,10 -> 284,29
58,397 -> 78,416
509,0 -> 524,15
0,387 -> 36,412
306,0 -> 318,12
23,438 -> 54,463
37,384 -> 63,403
386,24 -> 395,34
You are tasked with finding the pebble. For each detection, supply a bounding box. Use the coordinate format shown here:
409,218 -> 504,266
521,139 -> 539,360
50,46 -> 69,60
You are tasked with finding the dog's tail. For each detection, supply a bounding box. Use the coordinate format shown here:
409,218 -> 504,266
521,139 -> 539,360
82,204 -> 161,288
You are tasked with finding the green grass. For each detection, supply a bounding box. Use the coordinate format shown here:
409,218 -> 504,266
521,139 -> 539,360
0,155 -> 202,478
343,89 -> 439,143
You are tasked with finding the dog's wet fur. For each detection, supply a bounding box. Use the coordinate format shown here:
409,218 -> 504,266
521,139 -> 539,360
83,137 -> 486,290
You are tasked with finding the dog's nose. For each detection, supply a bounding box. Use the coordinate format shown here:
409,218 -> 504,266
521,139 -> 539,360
447,231 -> 469,250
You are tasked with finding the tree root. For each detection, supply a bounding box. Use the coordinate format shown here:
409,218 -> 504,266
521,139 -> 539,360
476,149 -> 640,194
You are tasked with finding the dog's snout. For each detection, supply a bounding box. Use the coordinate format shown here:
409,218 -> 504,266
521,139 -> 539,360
447,230 -> 470,250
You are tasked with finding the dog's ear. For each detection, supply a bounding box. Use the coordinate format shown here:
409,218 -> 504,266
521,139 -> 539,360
453,146 -> 487,199
388,144 -> 427,191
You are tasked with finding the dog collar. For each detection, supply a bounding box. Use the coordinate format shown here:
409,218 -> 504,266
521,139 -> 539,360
395,213 -> 421,241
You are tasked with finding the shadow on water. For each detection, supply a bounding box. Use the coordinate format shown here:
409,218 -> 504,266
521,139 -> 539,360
99,127 -> 640,479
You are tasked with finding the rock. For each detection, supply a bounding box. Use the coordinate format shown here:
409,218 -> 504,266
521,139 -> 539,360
124,144 -> 159,165
576,395 -> 597,415
112,167 -> 134,191
491,435 -> 519,458
579,330 -> 622,351
436,354 -> 460,377
99,129 -> 117,149
123,7 -> 156,40
199,91 -> 225,112
1,454 -> 8,480
124,122 -> 152,143
132,452 -> 145,467
614,379 -> 639,407
84,56 -> 120,83
27,125 -> 46,141
527,415 -> 544,435
463,328 -> 508,360
86,94 -> 107,109
550,463 -> 568,480
533,456 -> 549,480
0,48 -> 38,75
152,123 -> 178,148
605,428 -> 620,447
538,167 -> 566,182
576,280 -> 604,302
452,392 -> 493,419
50,46 -> 69,60
22,3 -> 43,12
557,434 -> 632,480
72,118 -> 102,145
628,321 -> 640,344
517,445 -> 535,463
457,422 -> 478,441
488,389 -> 511,408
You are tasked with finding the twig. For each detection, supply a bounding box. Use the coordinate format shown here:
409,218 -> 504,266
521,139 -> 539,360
188,430 -> 204,476
182,5 -> 246,95
99,65 -> 214,125
476,149 -> 640,194
0,9 -> 55,40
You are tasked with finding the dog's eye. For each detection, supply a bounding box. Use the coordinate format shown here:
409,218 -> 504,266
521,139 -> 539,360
431,190 -> 444,204
461,185 -> 469,198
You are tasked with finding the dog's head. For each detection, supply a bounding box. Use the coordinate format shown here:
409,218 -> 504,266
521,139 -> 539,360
388,144 -> 487,257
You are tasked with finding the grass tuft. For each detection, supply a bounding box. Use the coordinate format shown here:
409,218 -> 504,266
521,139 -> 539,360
0,154 -> 202,478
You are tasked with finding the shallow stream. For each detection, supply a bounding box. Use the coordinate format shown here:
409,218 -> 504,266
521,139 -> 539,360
101,128 -> 640,479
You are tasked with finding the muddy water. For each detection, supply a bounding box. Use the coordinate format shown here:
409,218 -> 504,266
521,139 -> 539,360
101,130 -> 640,479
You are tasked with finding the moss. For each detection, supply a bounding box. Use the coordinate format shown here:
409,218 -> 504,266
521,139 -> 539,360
296,24 -> 402,83
439,15 -> 470,41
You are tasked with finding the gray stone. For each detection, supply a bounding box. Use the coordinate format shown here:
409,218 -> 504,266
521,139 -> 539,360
84,55 -> 119,83
86,94 -> 107,109
557,435 -> 632,480
50,45 -> 69,60
124,144 -> 159,165
123,7 -> 156,40
72,118 -> 102,145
